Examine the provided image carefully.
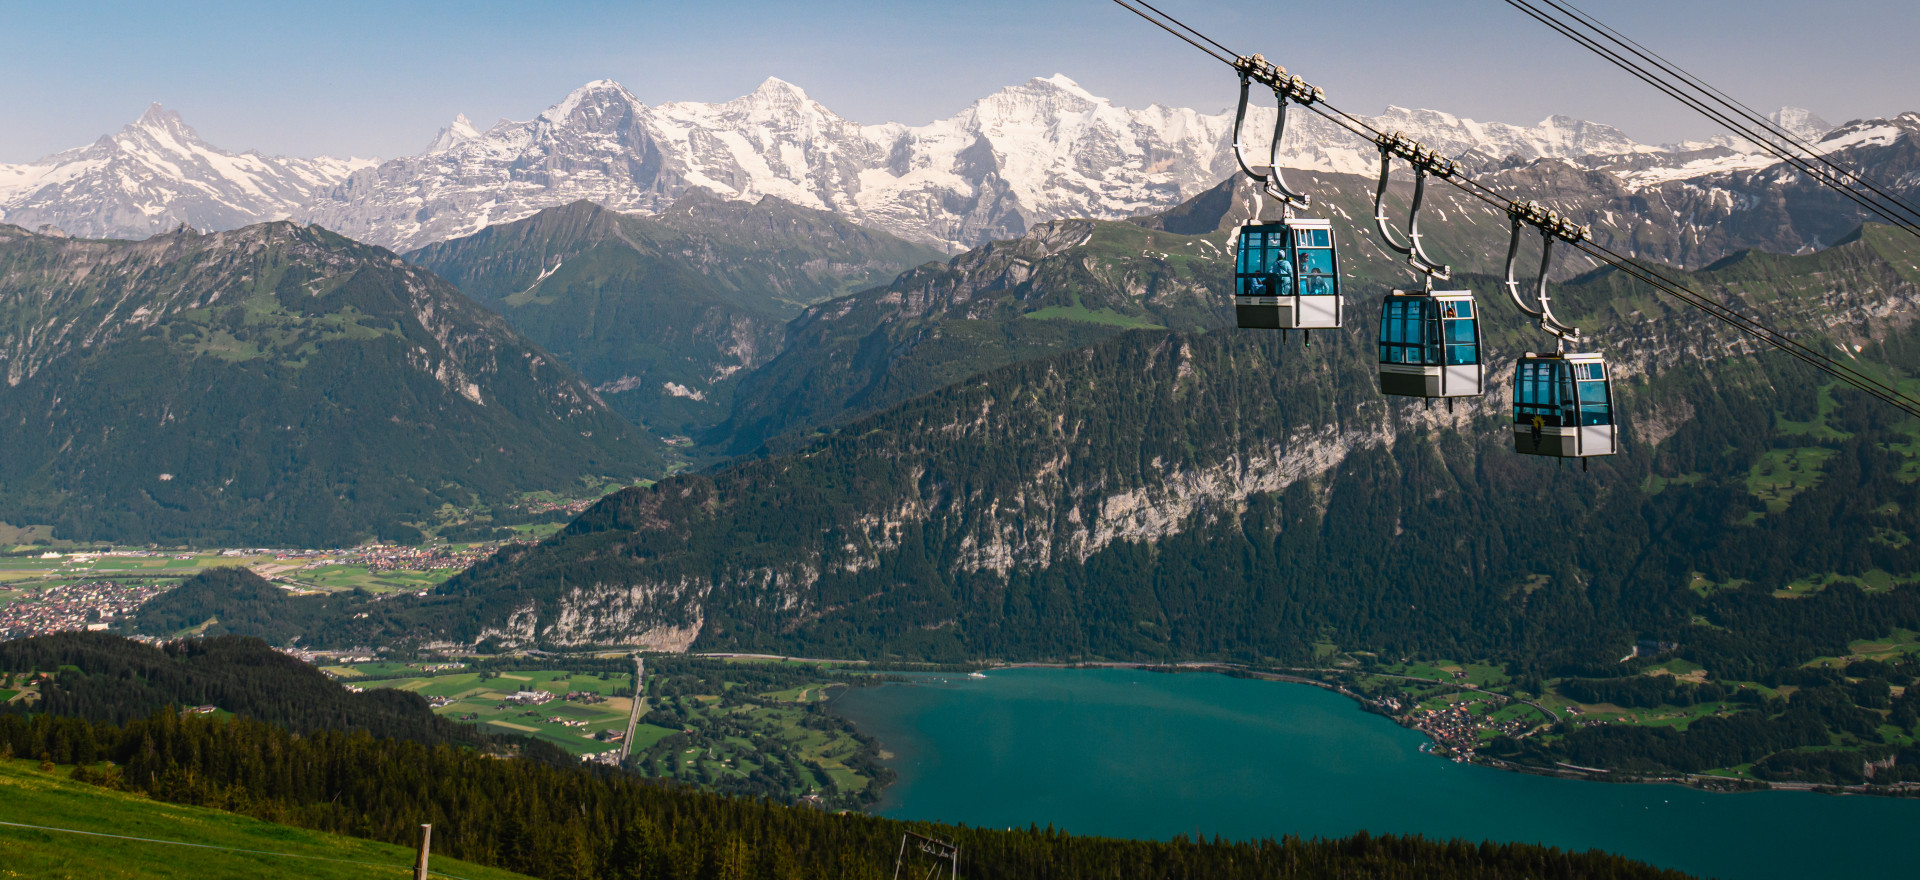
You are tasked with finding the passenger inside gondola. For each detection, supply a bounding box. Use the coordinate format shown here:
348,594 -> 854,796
1293,227 -> 1335,295
1235,227 -> 1291,297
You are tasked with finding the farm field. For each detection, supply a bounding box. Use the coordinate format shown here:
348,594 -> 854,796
0,552 -> 248,590
341,657 -> 893,807
338,664 -> 640,758
0,758 -> 535,880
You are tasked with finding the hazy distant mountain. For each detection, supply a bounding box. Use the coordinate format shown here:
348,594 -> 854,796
408,193 -> 943,438
0,104 -> 373,241
0,221 -> 655,546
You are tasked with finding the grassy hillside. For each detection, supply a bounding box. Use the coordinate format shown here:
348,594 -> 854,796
0,759 -> 534,880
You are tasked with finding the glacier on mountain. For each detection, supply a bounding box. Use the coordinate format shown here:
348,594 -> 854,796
2,78 -> 1896,254
303,74 -> 1832,253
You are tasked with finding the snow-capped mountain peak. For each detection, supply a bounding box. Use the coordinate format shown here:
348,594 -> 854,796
1769,107 -> 1836,143
11,77 -> 1913,259
425,113 -> 482,154
541,79 -> 645,124
748,76 -> 810,102
0,103 -> 373,240
131,102 -> 196,139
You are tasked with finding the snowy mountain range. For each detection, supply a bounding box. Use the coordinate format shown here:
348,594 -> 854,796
0,105 -> 373,241
4,75 -> 1907,254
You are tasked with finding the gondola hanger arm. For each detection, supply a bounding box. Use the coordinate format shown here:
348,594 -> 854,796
1503,201 -> 1590,347
1372,133 -> 1458,284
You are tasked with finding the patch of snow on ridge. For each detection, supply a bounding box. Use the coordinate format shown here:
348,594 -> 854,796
662,382 -> 706,401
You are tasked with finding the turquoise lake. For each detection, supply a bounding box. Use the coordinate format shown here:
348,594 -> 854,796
831,667 -> 1920,880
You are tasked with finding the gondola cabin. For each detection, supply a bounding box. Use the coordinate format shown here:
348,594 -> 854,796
1234,219 -> 1342,329
1513,352 -> 1616,457
1377,290 -> 1483,398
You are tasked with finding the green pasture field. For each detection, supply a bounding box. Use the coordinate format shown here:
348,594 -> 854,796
347,660 -> 886,805
1375,659 -> 1510,688
1774,568 -> 1909,598
349,666 -> 638,756
0,552 -> 264,589
640,691 -> 869,794
1801,628 -> 1920,668
283,564 -> 454,594
1554,700 -> 1742,732
1745,446 -> 1837,513
0,759 -> 534,880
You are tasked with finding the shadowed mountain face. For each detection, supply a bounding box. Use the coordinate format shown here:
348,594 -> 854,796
0,221 -> 656,546
406,194 -> 943,441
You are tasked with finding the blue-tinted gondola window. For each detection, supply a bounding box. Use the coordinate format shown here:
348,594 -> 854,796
1379,299 -> 1428,364
1514,360 -> 1562,425
1575,363 -> 1611,426
1236,231 -> 1290,297
1294,229 -> 1335,296
1440,300 -> 1479,366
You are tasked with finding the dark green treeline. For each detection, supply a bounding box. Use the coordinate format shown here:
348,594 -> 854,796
1,710 -> 1692,880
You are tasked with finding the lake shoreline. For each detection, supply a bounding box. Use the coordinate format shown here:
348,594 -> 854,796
825,665 -> 1920,880
850,658 -> 1920,800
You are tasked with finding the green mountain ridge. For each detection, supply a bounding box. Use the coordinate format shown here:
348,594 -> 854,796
716,218 -> 1232,454
407,192 -> 944,441
0,221 -> 657,546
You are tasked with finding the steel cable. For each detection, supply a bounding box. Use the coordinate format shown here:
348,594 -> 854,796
1530,0 -> 1920,228
1501,0 -> 1920,233
1108,0 -> 1920,418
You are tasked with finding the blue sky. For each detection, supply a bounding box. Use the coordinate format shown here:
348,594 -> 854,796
2,0 -> 1915,162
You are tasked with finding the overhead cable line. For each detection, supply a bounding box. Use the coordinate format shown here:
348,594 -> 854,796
1517,0 -> 1920,230
1108,0 -> 1920,420
1500,0 -> 1920,235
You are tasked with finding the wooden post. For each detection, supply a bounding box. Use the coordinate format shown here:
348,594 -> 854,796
414,823 -> 432,880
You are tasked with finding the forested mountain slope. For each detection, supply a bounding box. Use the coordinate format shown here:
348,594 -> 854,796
0,221 -> 655,545
0,630 -> 495,748
407,194 -> 942,437
407,225 -> 1920,666
717,218 -> 1230,453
